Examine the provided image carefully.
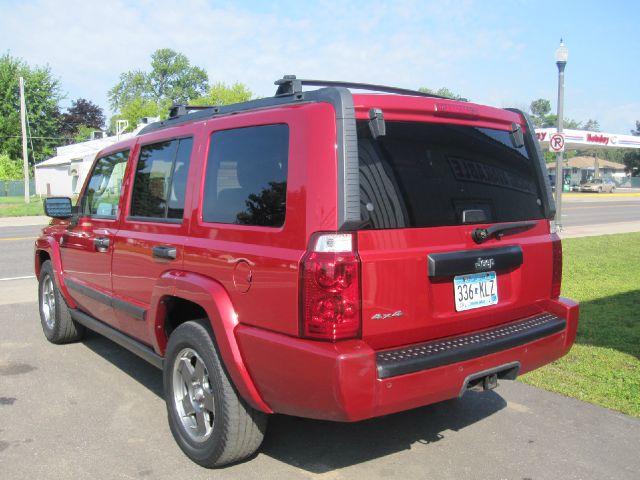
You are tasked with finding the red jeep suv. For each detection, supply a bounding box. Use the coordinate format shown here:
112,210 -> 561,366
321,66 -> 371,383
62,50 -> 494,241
35,76 -> 579,467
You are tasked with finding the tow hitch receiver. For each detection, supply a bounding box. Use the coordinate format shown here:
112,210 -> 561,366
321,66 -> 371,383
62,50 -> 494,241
466,373 -> 498,392
460,363 -> 519,396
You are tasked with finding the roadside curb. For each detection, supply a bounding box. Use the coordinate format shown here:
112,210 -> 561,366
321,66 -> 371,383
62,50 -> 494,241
560,221 -> 640,238
563,193 -> 640,198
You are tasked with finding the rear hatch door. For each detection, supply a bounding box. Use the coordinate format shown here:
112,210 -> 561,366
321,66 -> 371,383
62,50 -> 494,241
353,98 -> 554,350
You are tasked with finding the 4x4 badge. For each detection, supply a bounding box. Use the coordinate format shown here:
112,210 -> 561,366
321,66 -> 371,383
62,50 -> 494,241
475,257 -> 495,271
371,310 -> 404,320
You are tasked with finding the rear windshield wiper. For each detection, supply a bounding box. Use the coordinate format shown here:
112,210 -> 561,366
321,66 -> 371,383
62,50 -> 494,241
472,221 -> 537,244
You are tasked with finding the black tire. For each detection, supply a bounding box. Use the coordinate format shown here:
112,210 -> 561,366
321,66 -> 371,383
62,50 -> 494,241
163,320 -> 267,467
38,260 -> 85,344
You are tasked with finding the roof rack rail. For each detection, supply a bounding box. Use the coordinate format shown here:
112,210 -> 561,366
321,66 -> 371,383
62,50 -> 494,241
274,75 -> 451,99
138,74 -> 457,137
168,104 -> 215,119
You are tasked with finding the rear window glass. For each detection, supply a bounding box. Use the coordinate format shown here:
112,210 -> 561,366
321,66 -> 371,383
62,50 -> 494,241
357,121 -> 545,229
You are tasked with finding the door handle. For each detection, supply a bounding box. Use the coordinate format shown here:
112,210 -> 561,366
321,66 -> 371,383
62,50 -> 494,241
152,245 -> 177,260
93,237 -> 110,252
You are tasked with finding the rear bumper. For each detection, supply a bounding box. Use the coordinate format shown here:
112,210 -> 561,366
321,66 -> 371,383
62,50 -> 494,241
236,297 -> 579,421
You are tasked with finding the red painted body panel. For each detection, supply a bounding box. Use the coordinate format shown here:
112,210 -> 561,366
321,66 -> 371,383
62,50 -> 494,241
167,271 -> 272,413
35,226 -> 77,308
181,104 -> 338,338
352,94 -> 523,131
237,298 -> 578,421
35,91 -> 580,425
357,221 -> 554,350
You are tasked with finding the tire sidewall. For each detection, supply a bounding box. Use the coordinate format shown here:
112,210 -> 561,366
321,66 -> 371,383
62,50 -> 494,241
38,261 -> 60,341
163,321 -> 228,465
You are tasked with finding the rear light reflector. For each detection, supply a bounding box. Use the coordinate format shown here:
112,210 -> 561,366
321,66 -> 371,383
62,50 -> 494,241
300,233 -> 361,341
551,233 -> 563,298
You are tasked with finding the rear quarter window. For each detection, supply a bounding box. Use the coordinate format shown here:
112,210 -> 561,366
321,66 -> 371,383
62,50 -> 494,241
202,124 -> 289,227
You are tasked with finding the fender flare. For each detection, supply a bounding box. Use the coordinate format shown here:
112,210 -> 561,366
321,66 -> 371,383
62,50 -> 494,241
150,271 -> 272,414
34,237 -> 77,309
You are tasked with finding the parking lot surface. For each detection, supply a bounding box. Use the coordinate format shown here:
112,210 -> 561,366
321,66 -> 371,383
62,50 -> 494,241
1,194 -> 640,479
1,299 -> 639,480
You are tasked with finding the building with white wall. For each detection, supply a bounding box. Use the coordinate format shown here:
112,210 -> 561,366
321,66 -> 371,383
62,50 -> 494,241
34,119 -> 158,197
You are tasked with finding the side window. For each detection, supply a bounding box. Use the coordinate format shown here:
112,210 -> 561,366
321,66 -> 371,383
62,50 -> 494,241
81,150 -> 129,218
202,124 -> 289,227
130,137 -> 193,220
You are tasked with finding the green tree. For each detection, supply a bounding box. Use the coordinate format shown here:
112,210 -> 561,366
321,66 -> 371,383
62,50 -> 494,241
418,86 -> 467,101
108,49 -> 208,111
191,82 -> 253,106
582,119 -> 600,132
623,121 -> 640,176
108,97 -> 168,134
0,153 -> 23,180
529,99 -> 556,127
528,98 -> 582,129
0,53 -> 63,165
108,49 -> 209,130
60,98 -> 105,141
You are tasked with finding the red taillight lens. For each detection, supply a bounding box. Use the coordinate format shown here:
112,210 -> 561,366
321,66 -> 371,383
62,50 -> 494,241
551,233 -> 563,298
300,234 -> 361,341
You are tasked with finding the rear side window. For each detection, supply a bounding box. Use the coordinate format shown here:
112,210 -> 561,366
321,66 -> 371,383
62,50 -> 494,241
357,121 -> 545,229
130,137 -> 193,220
202,124 -> 288,227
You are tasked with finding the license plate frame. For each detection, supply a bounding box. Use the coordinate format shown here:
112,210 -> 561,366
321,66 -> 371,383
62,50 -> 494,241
453,271 -> 498,312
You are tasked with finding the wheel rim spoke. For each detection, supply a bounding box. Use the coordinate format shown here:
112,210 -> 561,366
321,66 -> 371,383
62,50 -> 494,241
195,411 -> 207,435
178,357 -> 195,383
172,347 -> 216,442
194,359 -> 205,384
181,394 -> 195,416
41,275 -> 56,329
203,389 -> 215,413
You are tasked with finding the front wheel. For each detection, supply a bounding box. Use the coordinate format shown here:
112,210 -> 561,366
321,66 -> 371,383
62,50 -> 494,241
38,260 -> 85,344
163,320 -> 267,467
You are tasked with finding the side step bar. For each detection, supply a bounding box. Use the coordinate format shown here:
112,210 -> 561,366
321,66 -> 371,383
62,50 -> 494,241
376,313 -> 566,379
70,309 -> 163,369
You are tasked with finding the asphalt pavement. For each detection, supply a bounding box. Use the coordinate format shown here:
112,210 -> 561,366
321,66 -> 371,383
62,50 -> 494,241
1,195 -> 640,478
1,301 -> 639,480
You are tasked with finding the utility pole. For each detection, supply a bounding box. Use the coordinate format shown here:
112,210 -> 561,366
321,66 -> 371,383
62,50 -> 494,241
19,77 -> 30,203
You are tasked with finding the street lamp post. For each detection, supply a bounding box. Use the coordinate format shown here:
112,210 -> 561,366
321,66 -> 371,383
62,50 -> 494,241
554,39 -> 568,230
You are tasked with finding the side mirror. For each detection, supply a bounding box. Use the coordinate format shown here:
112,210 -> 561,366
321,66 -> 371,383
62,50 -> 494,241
43,197 -> 73,219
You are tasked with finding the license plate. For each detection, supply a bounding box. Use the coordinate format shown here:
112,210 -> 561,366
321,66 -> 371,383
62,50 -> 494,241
454,271 -> 498,312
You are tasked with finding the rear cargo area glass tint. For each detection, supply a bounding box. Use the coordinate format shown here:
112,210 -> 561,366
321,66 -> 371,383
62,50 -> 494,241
357,121 -> 545,229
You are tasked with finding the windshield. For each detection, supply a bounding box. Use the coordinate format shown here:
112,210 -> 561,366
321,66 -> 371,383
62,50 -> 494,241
357,121 -> 545,229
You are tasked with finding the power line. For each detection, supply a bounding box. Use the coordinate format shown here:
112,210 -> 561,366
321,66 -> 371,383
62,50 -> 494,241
0,135 -> 72,140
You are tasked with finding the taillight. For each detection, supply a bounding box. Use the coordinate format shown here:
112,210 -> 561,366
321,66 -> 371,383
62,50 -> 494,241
551,232 -> 563,298
300,233 -> 361,341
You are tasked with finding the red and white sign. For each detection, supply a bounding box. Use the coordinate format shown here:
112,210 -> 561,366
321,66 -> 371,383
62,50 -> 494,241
535,128 -> 640,150
549,133 -> 565,152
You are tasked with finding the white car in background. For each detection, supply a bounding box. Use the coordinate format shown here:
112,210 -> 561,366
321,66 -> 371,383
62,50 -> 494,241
580,179 -> 616,193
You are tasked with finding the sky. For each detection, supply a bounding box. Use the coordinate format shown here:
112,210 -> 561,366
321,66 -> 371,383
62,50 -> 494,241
1,0 -> 638,134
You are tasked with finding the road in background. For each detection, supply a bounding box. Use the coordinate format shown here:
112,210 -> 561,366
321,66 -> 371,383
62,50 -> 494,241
561,195 -> 640,227
1,195 -> 640,279
0,224 -> 41,279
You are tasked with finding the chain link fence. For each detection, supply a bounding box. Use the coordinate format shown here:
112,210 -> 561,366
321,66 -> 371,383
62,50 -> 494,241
0,180 -> 36,197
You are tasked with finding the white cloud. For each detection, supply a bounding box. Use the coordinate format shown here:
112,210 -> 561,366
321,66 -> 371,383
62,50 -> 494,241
0,0 -> 636,134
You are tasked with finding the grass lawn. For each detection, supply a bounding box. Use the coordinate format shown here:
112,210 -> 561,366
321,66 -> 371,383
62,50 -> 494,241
520,232 -> 640,417
0,196 -> 44,217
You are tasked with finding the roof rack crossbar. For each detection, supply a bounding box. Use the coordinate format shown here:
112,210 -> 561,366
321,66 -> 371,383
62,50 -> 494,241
274,75 -> 451,99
